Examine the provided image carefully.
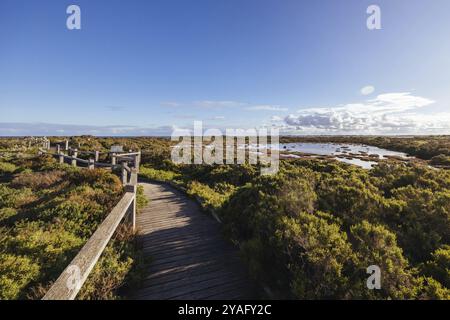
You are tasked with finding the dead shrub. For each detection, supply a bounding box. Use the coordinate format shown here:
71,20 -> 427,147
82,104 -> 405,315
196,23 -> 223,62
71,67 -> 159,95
11,171 -> 66,190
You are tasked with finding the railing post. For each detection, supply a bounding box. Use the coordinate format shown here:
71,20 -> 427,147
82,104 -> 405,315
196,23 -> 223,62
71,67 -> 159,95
121,163 -> 128,185
123,188 -> 136,231
129,194 -> 137,231
72,149 -> 78,167
59,152 -> 64,164
56,144 -> 60,154
111,153 -> 116,166
134,151 -> 141,172
88,159 -> 95,170
125,169 -> 138,232
65,140 -> 69,151
95,150 -> 100,162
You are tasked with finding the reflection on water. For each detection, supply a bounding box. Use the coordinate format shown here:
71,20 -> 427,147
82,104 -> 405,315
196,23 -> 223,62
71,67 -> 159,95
276,143 -> 409,169
280,143 -> 408,159
335,157 -> 377,169
243,142 -> 409,169
279,143 -> 408,169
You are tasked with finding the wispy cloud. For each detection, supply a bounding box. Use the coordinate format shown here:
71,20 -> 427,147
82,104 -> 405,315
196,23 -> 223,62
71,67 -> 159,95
283,92 -> 450,134
245,105 -> 288,112
161,102 -> 182,107
0,122 -> 175,136
207,116 -> 225,120
194,100 -> 247,108
360,85 -> 375,96
161,100 -> 287,111
172,114 -> 196,119
105,106 -> 127,112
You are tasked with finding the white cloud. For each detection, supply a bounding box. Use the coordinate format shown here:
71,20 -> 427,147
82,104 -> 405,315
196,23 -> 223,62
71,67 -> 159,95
361,85 -> 375,95
283,92 -> 450,134
245,105 -> 288,111
270,115 -> 283,121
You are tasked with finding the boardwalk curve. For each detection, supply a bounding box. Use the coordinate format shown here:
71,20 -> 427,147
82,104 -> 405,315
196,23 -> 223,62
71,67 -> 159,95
133,182 -> 257,300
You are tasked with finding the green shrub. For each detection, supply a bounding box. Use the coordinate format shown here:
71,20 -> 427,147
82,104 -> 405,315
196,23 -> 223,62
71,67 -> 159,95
421,245 -> 450,288
6,221 -> 84,280
417,277 -> 450,300
0,254 -> 40,300
136,185 -> 148,211
278,214 -> 354,299
139,166 -> 180,182
187,181 -> 229,210
430,154 -> 450,166
0,207 -> 18,222
68,169 -> 123,195
77,246 -> 133,300
219,161 -> 450,299
0,184 -> 35,208
39,199 -> 105,238
0,161 -> 17,174
349,221 -> 418,299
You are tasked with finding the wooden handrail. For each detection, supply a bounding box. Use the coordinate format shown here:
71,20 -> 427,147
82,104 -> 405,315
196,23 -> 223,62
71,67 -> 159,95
66,147 -> 140,157
39,146 -> 140,300
40,148 -> 139,188
42,189 -> 136,300
67,148 -> 96,155
40,149 -> 140,172
115,152 -> 141,157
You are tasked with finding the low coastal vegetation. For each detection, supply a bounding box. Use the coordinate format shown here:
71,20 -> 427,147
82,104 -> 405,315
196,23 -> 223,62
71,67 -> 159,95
1,136 -> 449,299
137,136 -> 450,299
141,159 -> 450,299
0,153 -> 147,300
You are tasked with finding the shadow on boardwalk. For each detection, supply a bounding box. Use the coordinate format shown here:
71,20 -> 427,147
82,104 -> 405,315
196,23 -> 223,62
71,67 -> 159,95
133,181 -> 259,300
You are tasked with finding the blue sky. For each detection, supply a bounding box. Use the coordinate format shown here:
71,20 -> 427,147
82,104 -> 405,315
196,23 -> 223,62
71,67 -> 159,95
1,0 -> 450,135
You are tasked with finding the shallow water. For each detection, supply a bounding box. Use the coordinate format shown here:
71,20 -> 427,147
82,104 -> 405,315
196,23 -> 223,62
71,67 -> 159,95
277,142 -> 408,169
239,142 -> 409,169
279,142 -> 408,159
334,157 -> 378,169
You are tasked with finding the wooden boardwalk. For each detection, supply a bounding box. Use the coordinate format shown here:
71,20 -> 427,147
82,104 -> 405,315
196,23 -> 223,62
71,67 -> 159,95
133,182 -> 257,300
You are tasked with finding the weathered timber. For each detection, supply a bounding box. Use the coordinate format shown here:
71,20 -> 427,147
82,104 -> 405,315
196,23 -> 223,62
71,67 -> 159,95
42,191 -> 135,300
132,182 -> 257,300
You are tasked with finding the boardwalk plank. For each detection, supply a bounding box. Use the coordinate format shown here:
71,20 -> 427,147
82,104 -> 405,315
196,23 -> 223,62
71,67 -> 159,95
132,182 -> 257,300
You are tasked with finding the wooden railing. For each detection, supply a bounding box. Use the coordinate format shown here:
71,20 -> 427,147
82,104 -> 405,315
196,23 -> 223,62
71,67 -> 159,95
39,142 -> 140,300
39,147 -> 141,185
